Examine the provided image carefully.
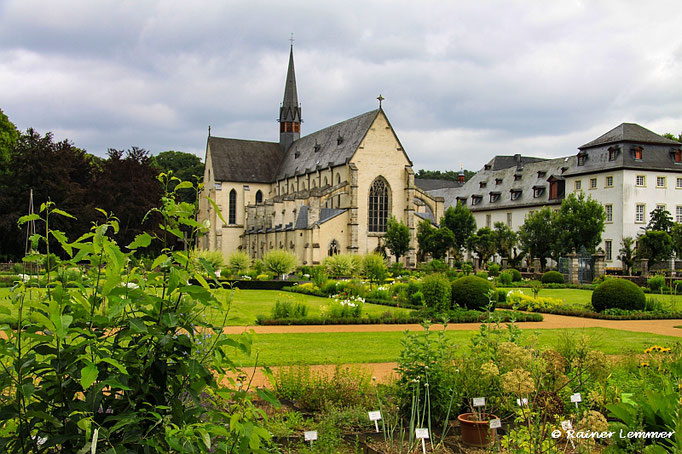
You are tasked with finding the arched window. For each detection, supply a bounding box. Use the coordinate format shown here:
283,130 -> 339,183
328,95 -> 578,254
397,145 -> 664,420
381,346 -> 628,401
255,190 -> 263,204
336,174 -> 341,184
328,239 -> 340,256
324,176 -> 328,186
368,178 -> 390,232
228,189 -> 237,224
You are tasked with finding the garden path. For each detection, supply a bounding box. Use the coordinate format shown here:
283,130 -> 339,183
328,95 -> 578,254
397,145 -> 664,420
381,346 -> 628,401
223,313 -> 682,337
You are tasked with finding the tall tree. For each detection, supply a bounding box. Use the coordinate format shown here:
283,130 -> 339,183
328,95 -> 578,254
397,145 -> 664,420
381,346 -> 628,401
645,206 -> 674,234
518,207 -> 556,271
384,215 -> 410,263
493,221 -> 517,259
554,193 -> 606,255
440,204 -> 476,259
618,236 -> 636,275
92,148 -> 163,248
671,224 -> 682,258
0,108 -> 19,171
416,220 -> 453,261
636,230 -> 673,267
467,227 -> 497,268
153,150 -> 204,204
0,129 -> 96,260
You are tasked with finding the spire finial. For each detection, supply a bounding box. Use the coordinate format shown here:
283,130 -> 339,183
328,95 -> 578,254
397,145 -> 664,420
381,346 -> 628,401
208,125 -> 211,137
289,32 -> 295,47
377,94 -> 384,109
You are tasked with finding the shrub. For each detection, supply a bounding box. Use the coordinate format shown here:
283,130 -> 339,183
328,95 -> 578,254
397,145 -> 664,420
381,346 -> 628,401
362,253 -> 388,283
407,280 -> 422,296
311,266 -> 328,287
488,263 -> 500,277
462,263 -> 473,275
263,249 -> 298,278
410,290 -> 425,306
325,298 -> 363,318
476,271 -> 489,279
389,262 -> 408,277
496,288 -> 507,303
252,259 -> 265,275
323,254 -> 358,278
591,278 -> 646,312
541,271 -> 565,284
499,270 -> 513,285
192,249 -> 224,274
227,251 -> 250,275
321,280 -> 340,295
451,275 -> 494,311
647,274 -> 666,293
421,273 -> 452,312
509,268 -> 523,282
271,300 -> 309,319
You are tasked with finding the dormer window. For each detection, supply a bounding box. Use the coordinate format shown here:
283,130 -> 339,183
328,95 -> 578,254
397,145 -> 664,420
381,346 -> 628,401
577,152 -> 587,166
510,190 -> 522,201
314,144 -> 321,153
537,171 -> 546,178
471,195 -> 482,206
489,192 -> 501,203
294,151 -> 300,158
514,174 -> 522,181
608,146 -> 619,161
479,181 -> 487,188
533,185 -> 545,198
672,149 -> 681,163
337,135 -> 344,145
561,167 -> 568,174
484,164 -> 492,170
456,196 -> 467,205
495,178 -> 503,185
633,146 -> 643,160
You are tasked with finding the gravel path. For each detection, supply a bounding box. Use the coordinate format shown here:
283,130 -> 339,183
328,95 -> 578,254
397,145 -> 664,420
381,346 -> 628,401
223,313 -> 682,337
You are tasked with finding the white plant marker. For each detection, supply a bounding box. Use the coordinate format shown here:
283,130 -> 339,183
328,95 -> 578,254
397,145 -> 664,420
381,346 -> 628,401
570,392 -> 582,409
489,419 -> 502,451
304,430 -> 317,447
415,428 -> 429,454
516,397 -> 529,407
472,397 -> 486,407
368,410 -> 382,433
561,421 -> 576,449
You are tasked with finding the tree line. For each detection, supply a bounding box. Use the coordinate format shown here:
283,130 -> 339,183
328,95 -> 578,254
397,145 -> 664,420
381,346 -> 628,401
0,108 -> 204,261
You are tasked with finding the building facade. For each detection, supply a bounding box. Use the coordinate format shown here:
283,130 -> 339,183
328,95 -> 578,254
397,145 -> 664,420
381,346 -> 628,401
428,124 -> 682,269
198,46 -> 443,265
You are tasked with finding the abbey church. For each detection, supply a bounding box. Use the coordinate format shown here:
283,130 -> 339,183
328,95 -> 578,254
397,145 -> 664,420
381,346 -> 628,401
198,46 -> 443,266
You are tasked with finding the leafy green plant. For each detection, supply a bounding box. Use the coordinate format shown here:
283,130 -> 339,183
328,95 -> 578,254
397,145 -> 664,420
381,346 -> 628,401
499,270 -> 514,285
192,248 -> 225,274
0,175 -> 276,453
227,250 -> 251,276
420,273 -> 451,312
541,271 -> 565,284
271,300 -> 309,319
263,249 -> 298,278
592,278 -> 646,312
648,274 -> 666,293
362,253 -> 388,284
451,275 -> 494,310
322,253 -> 358,278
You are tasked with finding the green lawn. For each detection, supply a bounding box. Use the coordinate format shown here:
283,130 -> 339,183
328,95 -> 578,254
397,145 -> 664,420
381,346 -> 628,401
227,327 -> 681,366
0,288 -> 409,326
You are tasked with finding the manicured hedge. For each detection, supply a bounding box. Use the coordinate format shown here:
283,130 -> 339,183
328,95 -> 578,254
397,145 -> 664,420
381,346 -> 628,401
451,275 -> 494,311
497,302 -> 682,320
591,279 -> 646,312
541,271 -> 565,284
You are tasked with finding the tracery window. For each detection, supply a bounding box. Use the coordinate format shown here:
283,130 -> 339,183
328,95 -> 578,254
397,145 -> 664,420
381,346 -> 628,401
368,178 -> 390,232
228,189 -> 237,224
328,240 -> 340,256
255,190 -> 263,204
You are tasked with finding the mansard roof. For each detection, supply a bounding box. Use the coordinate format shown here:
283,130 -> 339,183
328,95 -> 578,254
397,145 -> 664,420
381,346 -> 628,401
579,123 -> 679,149
275,109 -> 380,180
207,137 -> 283,183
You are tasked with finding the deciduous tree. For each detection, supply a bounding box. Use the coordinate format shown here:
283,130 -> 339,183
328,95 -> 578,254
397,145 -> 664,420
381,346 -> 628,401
554,193 -> 606,255
440,203 -> 476,259
385,215 -> 410,263
518,207 -> 556,271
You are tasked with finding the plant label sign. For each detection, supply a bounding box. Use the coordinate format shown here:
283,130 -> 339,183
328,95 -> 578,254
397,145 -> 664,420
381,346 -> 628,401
368,411 -> 382,432
415,428 -> 429,439
570,393 -> 582,403
489,418 -> 502,429
472,397 -> 486,407
561,420 -> 572,431
516,398 -> 529,407
304,431 -> 317,442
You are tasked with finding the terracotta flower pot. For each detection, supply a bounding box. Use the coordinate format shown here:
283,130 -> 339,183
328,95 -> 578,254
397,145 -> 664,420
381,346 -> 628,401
457,412 -> 498,447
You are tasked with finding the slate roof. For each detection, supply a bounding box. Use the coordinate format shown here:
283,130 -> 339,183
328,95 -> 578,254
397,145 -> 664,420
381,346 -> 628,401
429,155 -> 575,211
207,137 -> 283,183
414,211 -> 436,224
414,178 -> 463,191
579,123 -> 680,149
275,109 -> 380,180
489,155 -> 547,170
280,46 -> 301,123
294,206 -> 347,229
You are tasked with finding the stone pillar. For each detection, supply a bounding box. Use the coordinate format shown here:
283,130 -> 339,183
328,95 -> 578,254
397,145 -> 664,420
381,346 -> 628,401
501,257 -> 508,269
308,198 -> 320,226
448,256 -> 454,268
568,252 -> 579,284
592,251 -> 606,280
348,163 -> 359,253
640,259 -> 649,278
532,258 -> 541,273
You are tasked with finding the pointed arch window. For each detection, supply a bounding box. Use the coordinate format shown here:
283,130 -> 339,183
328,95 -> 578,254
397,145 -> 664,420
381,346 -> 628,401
228,189 -> 237,224
255,190 -> 263,204
328,239 -> 340,256
368,178 -> 390,232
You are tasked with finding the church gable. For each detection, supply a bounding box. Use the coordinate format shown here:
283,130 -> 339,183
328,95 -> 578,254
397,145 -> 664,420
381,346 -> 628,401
351,110 -> 412,168
207,136 -> 283,183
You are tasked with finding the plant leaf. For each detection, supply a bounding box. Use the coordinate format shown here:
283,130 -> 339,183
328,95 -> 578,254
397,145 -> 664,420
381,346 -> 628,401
127,233 -> 152,250
80,365 -> 98,389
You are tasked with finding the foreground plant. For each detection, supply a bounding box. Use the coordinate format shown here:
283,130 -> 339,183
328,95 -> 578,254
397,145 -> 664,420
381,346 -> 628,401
0,174 -> 275,453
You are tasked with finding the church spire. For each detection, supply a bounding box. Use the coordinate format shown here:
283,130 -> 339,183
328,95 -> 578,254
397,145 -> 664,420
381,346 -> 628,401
279,42 -> 301,151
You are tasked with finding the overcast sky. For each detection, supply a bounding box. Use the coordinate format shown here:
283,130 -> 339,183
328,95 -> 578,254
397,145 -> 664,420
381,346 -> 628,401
1,0 -> 681,171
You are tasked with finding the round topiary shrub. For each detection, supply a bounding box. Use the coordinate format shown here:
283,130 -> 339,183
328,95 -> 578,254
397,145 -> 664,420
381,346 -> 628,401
591,279 -> 646,312
509,268 -> 522,282
451,275 -> 495,311
541,271 -> 565,284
